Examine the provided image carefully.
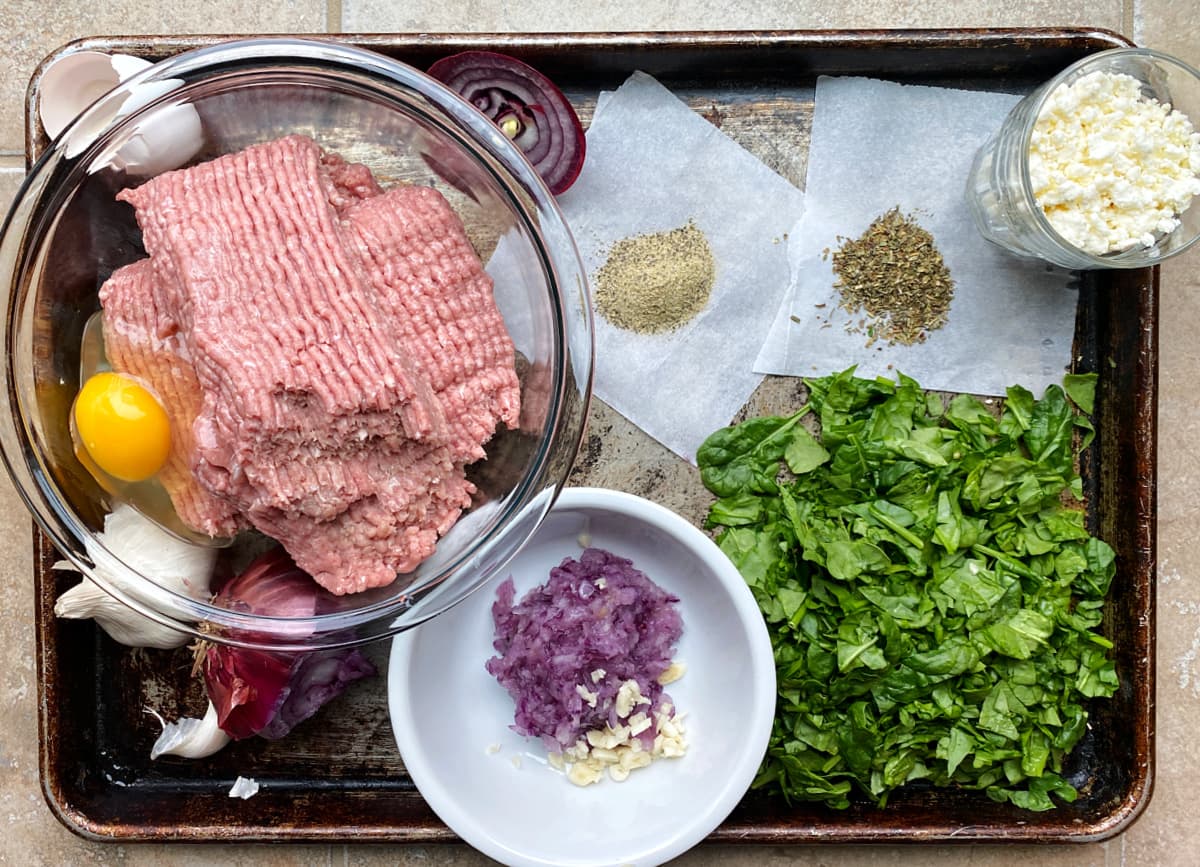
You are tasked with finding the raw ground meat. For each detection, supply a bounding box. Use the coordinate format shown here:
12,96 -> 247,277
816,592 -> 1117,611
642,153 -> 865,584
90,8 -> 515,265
99,134 -> 520,594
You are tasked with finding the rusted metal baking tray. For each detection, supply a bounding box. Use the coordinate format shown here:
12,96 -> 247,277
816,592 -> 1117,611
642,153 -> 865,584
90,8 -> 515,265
28,28 -> 1155,844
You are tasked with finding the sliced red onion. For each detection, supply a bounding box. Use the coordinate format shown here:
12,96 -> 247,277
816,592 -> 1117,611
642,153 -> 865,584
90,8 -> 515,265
428,51 -> 586,195
202,548 -> 377,741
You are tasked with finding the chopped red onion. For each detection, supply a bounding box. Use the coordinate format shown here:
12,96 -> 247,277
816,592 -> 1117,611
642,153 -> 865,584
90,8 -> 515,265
486,547 -> 683,752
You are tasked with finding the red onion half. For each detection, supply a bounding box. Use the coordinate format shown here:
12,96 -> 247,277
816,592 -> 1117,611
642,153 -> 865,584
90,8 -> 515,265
203,548 -> 376,740
428,51 -> 586,195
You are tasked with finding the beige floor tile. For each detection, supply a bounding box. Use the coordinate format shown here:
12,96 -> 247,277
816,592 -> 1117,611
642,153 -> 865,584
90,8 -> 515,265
0,161 -> 25,206
1121,5 -> 1200,865
1134,0 -> 1200,62
0,0 -> 326,156
0,480 -> 40,856
340,0 -> 1124,36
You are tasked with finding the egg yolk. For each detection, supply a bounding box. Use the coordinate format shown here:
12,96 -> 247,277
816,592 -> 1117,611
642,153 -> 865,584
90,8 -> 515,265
73,372 -> 171,482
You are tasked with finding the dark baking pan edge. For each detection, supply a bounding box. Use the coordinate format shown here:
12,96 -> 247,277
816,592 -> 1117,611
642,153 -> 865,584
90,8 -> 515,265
28,27 -> 1154,845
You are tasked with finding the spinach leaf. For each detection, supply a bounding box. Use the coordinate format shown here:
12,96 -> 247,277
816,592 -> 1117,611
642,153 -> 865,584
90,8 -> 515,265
697,408 -> 811,497
699,368 -> 1116,811
1063,373 -> 1098,415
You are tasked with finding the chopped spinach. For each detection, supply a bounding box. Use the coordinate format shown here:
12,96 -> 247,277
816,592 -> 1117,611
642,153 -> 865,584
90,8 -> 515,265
699,369 -> 1115,811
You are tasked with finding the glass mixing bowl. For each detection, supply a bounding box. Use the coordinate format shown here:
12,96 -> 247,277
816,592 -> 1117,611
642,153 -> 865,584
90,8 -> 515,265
0,38 -> 593,650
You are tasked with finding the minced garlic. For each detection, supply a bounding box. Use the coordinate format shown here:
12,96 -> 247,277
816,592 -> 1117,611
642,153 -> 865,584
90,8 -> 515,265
557,674 -> 689,786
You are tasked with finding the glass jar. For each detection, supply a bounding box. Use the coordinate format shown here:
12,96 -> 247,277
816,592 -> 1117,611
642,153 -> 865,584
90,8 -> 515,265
966,47 -> 1200,269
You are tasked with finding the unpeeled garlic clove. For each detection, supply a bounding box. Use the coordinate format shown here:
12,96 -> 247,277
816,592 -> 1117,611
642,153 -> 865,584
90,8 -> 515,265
148,702 -> 232,760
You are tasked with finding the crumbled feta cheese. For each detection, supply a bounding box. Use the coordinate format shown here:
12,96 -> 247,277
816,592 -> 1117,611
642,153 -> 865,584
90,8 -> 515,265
485,742 -> 502,755
1029,70 -> 1200,255
511,754 -> 522,769
590,668 -> 606,684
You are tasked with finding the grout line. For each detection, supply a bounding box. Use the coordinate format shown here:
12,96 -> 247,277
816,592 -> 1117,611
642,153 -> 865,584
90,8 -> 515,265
0,154 -> 27,170
326,0 -> 343,33
1131,0 -> 1145,46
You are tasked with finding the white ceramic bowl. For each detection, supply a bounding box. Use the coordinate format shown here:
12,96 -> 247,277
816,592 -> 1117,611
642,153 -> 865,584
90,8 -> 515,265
388,486 -> 776,867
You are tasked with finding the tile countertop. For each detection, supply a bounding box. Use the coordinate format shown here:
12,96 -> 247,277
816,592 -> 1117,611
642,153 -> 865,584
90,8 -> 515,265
1,3 -> 1197,865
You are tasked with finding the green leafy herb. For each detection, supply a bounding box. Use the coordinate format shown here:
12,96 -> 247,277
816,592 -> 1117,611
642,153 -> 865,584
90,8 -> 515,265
699,369 -> 1113,811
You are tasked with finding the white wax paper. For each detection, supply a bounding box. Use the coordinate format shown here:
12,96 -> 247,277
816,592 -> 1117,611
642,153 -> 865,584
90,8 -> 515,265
557,72 -> 806,462
756,76 -> 1078,396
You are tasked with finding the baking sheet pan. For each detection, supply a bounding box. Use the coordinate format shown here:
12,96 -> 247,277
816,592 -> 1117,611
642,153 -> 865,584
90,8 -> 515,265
28,28 -> 1154,843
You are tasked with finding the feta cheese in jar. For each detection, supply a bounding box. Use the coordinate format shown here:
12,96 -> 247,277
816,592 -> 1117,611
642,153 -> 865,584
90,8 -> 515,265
1029,70 -> 1200,255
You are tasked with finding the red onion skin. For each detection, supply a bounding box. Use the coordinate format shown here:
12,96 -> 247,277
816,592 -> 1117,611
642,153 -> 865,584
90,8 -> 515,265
212,547 -> 319,620
205,644 -> 294,740
257,649 -> 377,740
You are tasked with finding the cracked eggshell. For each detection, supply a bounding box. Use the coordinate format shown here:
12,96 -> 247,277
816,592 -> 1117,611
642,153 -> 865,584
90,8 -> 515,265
98,96 -> 205,176
39,51 -> 152,141
38,50 -> 203,175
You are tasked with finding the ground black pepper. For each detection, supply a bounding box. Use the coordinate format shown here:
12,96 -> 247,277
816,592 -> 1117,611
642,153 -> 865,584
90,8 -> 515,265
594,222 -> 715,334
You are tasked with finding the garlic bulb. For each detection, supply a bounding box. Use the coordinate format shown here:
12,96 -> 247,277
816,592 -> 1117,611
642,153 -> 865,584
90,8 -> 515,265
54,502 -> 216,648
54,580 -> 184,649
148,702 -> 232,759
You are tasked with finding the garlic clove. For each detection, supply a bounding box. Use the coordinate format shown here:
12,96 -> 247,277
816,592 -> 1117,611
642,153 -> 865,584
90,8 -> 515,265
149,702 -> 232,760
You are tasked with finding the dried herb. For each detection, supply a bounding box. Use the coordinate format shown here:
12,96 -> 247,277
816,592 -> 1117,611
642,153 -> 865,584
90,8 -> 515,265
830,208 -> 954,346
594,222 -> 715,334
